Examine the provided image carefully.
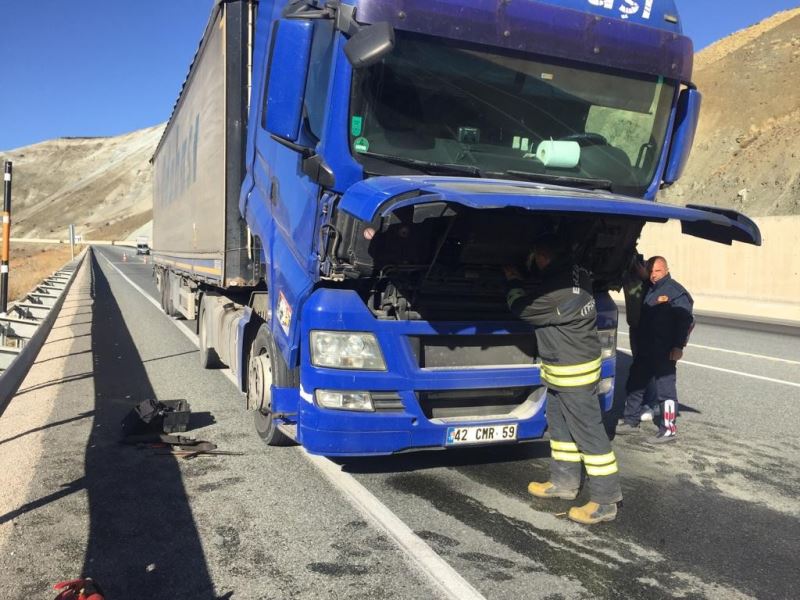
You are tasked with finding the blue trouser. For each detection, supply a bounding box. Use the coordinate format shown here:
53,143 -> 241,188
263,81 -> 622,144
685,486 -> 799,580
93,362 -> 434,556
623,356 -> 678,428
629,326 -> 658,408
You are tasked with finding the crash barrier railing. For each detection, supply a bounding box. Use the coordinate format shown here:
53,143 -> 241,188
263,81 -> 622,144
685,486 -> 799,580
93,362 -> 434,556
10,238 -> 139,246
0,250 -> 87,418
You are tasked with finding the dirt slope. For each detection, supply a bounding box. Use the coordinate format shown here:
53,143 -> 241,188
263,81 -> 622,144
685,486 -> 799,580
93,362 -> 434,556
661,8 -> 800,216
0,125 -> 162,239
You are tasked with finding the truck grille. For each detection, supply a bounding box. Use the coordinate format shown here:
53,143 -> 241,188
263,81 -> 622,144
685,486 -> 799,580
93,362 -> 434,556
417,386 -> 540,420
409,334 -> 537,369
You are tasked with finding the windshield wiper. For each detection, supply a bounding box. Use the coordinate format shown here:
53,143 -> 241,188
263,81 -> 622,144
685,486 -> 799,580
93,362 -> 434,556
361,152 -> 483,177
503,170 -> 614,191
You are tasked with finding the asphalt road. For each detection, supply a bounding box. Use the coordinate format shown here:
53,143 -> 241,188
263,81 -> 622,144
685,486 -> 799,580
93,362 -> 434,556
1,245 -> 798,600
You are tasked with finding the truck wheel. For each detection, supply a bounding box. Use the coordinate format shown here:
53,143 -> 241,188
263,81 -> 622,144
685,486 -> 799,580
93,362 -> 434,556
159,271 -> 168,312
249,325 -> 296,446
198,298 -> 221,368
162,274 -> 172,315
165,275 -> 179,318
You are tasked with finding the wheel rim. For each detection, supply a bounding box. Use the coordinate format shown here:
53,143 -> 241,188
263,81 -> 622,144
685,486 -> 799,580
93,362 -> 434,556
248,350 -> 273,414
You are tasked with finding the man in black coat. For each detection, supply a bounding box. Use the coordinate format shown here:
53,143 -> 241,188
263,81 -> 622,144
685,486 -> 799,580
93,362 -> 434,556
505,235 -> 622,525
621,252 -> 658,422
617,256 -> 694,443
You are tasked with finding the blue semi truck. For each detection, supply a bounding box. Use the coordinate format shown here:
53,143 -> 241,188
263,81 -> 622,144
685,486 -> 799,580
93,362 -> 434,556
152,0 -> 760,455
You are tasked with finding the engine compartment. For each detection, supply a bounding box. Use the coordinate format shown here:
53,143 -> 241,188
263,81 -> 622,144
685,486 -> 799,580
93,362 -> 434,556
322,202 -> 644,320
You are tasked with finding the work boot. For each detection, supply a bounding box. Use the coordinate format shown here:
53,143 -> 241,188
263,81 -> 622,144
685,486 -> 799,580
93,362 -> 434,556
568,501 -> 618,525
527,481 -> 579,500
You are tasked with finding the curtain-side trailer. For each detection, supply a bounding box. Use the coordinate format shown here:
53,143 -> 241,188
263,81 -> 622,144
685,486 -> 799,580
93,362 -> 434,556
152,1 -> 254,316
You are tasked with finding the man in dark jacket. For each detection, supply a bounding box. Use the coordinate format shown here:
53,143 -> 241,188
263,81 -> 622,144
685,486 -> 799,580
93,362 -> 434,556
621,252 -> 658,422
618,256 -> 694,443
505,235 -> 622,525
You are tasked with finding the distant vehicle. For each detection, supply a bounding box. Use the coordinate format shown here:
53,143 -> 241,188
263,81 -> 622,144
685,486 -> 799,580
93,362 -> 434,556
152,0 -> 761,456
135,236 -> 150,255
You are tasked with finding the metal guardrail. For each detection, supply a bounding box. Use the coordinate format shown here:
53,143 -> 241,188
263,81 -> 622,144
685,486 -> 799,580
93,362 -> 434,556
0,252 -> 86,417
10,238 -> 136,246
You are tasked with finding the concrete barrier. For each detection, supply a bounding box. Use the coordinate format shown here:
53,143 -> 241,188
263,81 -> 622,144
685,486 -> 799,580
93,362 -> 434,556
0,250 -> 87,417
614,215 -> 800,326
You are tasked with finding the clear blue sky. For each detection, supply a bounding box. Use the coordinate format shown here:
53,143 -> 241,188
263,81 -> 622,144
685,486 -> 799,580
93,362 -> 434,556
0,0 -> 213,151
1,0 -> 798,151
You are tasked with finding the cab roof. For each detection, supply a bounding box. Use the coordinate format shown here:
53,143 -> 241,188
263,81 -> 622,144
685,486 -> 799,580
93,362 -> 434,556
353,0 -> 693,82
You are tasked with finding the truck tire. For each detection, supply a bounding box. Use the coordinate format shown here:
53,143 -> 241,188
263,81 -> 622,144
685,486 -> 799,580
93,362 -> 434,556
250,324 -> 297,446
162,273 -> 171,315
198,297 -> 222,368
159,271 -> 168,312
164,274 -> 179,318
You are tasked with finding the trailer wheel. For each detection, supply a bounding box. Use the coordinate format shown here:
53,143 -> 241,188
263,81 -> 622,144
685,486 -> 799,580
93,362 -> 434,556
198,297 -> 222,368
159,271 -> 168,312
161,273 -> 171,315
164,274 -> 179,318
250,325 -> 297,446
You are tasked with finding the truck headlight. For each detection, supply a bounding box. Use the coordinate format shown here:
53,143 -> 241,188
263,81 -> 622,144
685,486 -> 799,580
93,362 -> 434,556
310,331 -> 386,370
598,329 -> 617,359
316,390 -> 373,411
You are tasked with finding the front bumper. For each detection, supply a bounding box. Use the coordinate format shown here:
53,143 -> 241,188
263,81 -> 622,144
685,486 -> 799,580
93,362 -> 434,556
294,288 -> 616,456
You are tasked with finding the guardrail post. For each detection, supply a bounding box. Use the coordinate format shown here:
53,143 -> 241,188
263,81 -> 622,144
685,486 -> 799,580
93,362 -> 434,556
68,224 -> 75,261
1,161 -> 11,316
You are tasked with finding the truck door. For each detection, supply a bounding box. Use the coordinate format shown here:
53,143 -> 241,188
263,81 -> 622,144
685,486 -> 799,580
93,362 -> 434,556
250,17 -> 336,363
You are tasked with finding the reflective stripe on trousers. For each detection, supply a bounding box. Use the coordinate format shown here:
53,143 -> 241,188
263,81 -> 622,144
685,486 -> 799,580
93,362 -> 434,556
582,451 -> 619,476
541,357 -> 601,388
550,440 -> 581,463
550,441 -> 619,475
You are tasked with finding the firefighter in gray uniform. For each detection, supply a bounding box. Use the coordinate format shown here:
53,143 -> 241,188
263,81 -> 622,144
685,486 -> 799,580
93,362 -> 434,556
504,235 -> 622,525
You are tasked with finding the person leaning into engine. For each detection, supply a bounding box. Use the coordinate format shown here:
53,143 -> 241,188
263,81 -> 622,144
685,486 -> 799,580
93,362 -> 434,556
504,234 -> 622,525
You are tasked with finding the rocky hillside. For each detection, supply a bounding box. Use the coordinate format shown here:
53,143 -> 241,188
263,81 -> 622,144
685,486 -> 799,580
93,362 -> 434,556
0,125 -> 163,239
662,8 -> 800,216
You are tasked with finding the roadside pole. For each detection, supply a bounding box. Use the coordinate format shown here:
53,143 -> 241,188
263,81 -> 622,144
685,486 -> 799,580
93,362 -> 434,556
68,224 -> 75,260
0,161 -> 11,316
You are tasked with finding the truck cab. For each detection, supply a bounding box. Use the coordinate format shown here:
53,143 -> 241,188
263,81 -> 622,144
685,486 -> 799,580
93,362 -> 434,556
207,0 -> 759,455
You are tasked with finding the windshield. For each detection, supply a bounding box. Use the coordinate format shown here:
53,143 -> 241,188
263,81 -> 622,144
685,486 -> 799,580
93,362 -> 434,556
349,33 -> 677,196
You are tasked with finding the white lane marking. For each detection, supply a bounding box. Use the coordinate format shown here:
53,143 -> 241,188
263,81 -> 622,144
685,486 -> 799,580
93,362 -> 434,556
97,250 -> 240,388
97,247 -> 485,600
617,347 -> 800,389
98,251 -> 161,312
617,330 -> 800,365
307,454 -> 487,600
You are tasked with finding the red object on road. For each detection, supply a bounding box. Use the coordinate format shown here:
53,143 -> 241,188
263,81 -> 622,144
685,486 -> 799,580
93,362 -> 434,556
53,577 -> 105,600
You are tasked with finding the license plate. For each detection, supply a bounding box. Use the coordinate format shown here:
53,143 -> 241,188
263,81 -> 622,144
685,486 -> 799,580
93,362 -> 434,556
446,424 -> 518,445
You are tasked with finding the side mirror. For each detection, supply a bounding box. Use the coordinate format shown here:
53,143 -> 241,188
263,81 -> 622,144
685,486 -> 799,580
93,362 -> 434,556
265,19 -> 314,142
344,22 -> 395,69
663,87 -> 702,185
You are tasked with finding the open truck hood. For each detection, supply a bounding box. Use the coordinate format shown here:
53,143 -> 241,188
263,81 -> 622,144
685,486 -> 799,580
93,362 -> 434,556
339,176 -> 761,247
